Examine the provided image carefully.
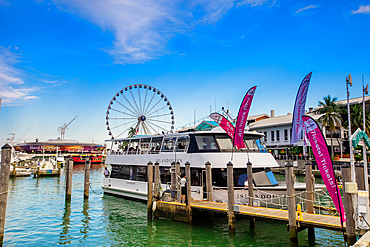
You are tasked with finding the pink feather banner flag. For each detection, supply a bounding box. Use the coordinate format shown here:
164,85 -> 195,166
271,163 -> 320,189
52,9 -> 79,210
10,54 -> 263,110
209,112 -> 235,140
234,86 -> 257,149
302,115 -> 346,224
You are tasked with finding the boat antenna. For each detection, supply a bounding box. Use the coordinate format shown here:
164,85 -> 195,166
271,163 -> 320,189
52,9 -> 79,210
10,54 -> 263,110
231,145 -> 234,162
194,110 -> 196,127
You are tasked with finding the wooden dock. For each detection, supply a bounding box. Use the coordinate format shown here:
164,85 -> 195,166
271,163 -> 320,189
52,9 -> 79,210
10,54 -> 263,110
156,200 -> 344,231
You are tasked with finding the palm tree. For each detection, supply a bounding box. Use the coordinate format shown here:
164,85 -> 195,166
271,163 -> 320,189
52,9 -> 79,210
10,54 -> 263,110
343,104 -> 370,136
316,95 -> 342,157
127,127 -> 136,138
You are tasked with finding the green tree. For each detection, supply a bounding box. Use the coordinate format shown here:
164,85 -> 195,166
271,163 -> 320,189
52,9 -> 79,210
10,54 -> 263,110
127,127 -> 136,138
316,95 -> 342,157
343,104 -> 370,136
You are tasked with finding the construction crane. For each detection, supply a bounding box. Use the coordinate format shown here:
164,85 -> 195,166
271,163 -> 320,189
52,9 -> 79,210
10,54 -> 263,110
58,116 -> 78,139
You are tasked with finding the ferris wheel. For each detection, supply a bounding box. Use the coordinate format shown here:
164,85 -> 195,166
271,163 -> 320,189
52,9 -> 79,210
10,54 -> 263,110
106,84 -> 175,139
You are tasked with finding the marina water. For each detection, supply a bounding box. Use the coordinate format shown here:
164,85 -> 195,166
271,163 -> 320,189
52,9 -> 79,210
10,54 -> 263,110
4,164 -> 345,246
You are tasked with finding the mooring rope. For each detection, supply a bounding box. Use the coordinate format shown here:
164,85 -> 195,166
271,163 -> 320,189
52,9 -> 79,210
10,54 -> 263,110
89,184 -> 103,195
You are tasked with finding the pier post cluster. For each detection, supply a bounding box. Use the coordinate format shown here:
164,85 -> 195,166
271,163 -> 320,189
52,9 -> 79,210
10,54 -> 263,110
146,160 -> 355,246
0,144 -> 12,246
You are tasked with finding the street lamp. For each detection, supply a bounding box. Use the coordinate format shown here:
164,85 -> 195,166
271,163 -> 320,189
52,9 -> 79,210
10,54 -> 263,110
346,74 -> 355,182
363,75 -> 368,192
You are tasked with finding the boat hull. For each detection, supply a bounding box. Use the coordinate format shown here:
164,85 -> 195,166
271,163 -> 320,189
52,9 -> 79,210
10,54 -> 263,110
102,177 -> 327,205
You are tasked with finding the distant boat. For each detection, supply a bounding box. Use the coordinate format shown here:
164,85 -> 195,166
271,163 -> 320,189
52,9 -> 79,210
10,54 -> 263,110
9,165 -> 32,177
33,157 -> 60,177
72,155 -> 103,164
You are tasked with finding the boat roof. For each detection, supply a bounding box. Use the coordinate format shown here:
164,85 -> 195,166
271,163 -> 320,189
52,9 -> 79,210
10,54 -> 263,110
106,126 -> 264,142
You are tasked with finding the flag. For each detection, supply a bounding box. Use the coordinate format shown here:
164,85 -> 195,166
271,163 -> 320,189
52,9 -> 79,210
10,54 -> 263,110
210,113 -> 235,140
291,72 -> 312,144
234,86 -> 257,149
302,115 -> 346,223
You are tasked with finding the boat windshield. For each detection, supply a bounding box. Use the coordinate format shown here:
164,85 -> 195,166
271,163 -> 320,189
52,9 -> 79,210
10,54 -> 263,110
176,136 -> 189,152
149,137 -> 163,154
194,135 -> 218,150
162,137 -> 176,152
213,134 -> 267,152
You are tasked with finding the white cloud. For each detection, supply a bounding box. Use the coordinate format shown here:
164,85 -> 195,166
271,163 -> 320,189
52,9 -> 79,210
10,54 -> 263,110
352,5 -> 370,15
0,47 -> 38,105
52,0 -> 274,64
295,5 -> 318,14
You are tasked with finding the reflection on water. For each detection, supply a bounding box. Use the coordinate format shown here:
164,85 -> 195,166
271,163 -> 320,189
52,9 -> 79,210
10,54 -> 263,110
80,199 -> 91,242
4,164 -> 345,246
58,201 -> 72,245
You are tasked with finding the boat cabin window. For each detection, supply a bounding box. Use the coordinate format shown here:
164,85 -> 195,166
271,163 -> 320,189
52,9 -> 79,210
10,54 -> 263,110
244,136 -> 259,151
194,135 -> 218,150
255,138 -> 267,153
149,137 -> 163,154
140,138 -> 151,154
176,136 -> 189,152
136,166 -> 147,181
110,165 -> 130,180
120,141 -> 129,154
160,167 -> 171,185
215,135 -> 233,150
128,140 -> 140,154
212,168 -> 248,187
161,137 -> 175,152
110,164 -> 147,181
190,168 -> 201,186
214,134 -> 265,152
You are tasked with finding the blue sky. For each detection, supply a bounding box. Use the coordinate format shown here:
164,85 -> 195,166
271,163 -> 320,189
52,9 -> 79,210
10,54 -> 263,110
0,0 -> 369,146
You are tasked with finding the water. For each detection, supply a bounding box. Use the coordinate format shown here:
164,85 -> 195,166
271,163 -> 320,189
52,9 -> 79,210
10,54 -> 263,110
4,165 -> 346,246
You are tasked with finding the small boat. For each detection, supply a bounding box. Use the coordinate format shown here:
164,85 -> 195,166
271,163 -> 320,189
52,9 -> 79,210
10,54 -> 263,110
72,155 -> 103,164
32,158 -> 60,177
9,165 -> 32,177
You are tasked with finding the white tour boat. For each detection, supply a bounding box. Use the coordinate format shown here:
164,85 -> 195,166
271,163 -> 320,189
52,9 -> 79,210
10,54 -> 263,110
102,126 -> 326,204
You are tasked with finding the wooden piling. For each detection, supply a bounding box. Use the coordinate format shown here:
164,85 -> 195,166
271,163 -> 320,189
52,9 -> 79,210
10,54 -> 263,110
147,161 -> 153,220
65,159 -> 73,202
171,161 -> 176,192
205,161 -> 212,201
247,161 -> 255,227
342,164 -> 356,245
356,164 -> 365,191
227,161 -> 235,233
286,163 -> 298,246
185,161 -> 192,223
247,162 -> 253,206
84,158 -> 91,199
154,162 -> 160,200
176,161 -> 181,202
305,162 -> 315,241
0,144 -> 12,246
